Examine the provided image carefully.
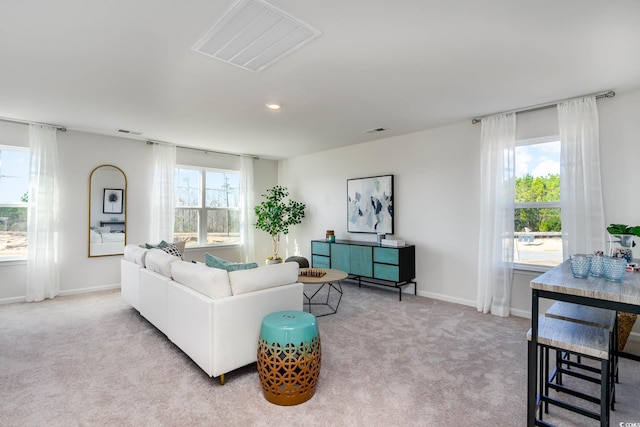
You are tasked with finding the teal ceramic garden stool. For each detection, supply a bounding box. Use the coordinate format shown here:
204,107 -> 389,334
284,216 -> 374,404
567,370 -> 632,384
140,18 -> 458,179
257,310 -> 321,405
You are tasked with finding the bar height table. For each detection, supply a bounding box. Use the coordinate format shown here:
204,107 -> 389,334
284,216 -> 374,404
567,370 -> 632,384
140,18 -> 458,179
528,259 -> 640,426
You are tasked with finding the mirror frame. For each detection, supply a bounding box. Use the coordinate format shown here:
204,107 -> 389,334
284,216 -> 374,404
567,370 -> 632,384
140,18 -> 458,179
88,164 -> 127,257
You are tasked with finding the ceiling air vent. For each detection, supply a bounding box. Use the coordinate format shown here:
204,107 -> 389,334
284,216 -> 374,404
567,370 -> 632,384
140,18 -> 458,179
192,0 -> 321,72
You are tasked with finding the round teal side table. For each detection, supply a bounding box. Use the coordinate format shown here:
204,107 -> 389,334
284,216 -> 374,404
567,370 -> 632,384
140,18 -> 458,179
257,310 -> 321,405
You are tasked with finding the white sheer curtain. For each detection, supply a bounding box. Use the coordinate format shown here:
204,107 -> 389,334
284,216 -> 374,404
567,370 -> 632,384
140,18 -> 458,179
558,96 -> 606,256
239,155 -> 255,262
26,124 -> 60,302
477,113 -> 516,317
150,143 -> 176,243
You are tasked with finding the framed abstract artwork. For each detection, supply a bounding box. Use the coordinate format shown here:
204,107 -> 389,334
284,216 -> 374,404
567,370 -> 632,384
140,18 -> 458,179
103,188 -> 124,214
347,175 -> 393,234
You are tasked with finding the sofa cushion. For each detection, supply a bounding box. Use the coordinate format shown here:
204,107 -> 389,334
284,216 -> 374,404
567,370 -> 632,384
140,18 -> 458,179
123,244 -> 148,266
229,261 -> 299,295
204,253 -> 258,272
171,261 -> 232,299
145,249 -> 181,278
124,244 -> 148,266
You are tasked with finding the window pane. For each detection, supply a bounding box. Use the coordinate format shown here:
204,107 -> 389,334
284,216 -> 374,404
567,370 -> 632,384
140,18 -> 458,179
515,207 -> 561,233
514,139 -> 562,267
0,148 -> 29,259
205,171 -> 239,208
514,208 -> 562,267
206,209 -> 240,245
0,149 -> 29,204
175,168 -> 201,207
174,208 -> 200,246
515,141 -> 560,203
0,206 -> 28,258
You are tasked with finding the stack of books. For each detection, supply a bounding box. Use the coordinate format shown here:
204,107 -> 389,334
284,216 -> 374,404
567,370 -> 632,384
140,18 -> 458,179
381,238 -> 405,247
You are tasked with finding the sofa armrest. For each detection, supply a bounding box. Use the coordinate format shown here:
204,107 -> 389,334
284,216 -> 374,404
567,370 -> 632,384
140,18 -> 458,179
167,281 -> 213,375
121,259 -> 141,311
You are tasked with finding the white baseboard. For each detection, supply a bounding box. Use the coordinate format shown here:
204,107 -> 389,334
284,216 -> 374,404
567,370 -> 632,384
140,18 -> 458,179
417,289 -> 476,308
0,283 -> 121,305
509,307 -> 532,318
59,283 -> 120,297
0,296 -> 26,305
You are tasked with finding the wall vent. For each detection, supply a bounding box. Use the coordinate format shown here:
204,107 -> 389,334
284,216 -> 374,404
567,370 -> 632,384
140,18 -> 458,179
192,0 -> 321,72
118,129 -> 142,136
365,127 -> 388,134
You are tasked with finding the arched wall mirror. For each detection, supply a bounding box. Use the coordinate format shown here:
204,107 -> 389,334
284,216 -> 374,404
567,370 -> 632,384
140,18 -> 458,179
89,165 -> 127,257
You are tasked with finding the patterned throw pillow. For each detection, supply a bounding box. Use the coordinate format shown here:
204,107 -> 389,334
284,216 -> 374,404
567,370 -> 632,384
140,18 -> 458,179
204,253 -> 258,272
161,243 -> 183,260
146,240 -> 184,260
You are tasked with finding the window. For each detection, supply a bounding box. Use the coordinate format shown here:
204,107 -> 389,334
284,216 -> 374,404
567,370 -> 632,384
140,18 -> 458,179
0,146 -> 29,259
174,166 -> 240,247
514,137 -> 562,267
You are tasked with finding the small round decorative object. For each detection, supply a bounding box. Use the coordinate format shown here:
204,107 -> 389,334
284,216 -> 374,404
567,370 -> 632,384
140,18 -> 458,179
257,311 -> 321,406
285,256 -> 309,268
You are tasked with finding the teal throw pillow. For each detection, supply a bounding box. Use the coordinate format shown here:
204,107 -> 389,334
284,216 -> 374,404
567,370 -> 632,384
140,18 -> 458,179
204,253 -> 258,272
146,240 -> 169,249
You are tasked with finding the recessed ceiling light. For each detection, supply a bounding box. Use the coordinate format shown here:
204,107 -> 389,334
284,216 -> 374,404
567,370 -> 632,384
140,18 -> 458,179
266,103 -> 281,110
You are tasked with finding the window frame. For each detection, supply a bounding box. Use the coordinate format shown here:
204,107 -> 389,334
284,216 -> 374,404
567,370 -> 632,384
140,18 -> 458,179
513,135 -> 562,271
0,145 -> 30,261
174,165 -> 241,248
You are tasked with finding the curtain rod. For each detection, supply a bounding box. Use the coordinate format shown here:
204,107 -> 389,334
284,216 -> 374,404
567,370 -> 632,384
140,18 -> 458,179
471,90 -> 615,124
0,115 -> 67,132
146,140 -> 259,160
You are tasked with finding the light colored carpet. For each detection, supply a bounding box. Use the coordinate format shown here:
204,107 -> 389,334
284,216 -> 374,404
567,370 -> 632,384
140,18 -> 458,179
1,284 -> 639,426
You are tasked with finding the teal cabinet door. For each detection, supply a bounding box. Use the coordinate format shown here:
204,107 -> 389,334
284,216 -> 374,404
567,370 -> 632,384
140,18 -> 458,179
373,247 -> 399,264
350,246 -> 372,277
331,244 -> 350,273
312,255 -> 330,268
312,241 -> 330,256
374,263 -> 400,281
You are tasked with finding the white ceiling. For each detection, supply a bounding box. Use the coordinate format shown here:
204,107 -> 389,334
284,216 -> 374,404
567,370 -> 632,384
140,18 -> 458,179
1,0 -> 639,160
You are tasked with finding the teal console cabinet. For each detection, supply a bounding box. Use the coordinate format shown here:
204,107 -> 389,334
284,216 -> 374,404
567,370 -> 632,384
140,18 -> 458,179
310,239 -> 416,300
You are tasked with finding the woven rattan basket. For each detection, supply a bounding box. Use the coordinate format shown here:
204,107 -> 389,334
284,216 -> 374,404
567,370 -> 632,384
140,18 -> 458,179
618,312 -> 638,351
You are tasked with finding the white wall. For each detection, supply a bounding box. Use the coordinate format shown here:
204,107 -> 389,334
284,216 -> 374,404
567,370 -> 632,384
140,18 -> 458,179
277,86 -> 640,341
279,121 -> 482,306
0,127 -> 278,302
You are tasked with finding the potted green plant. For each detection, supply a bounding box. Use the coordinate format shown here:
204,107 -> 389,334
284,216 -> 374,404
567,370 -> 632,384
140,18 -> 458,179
254,186 -> 306,264
606,223 -> 640,248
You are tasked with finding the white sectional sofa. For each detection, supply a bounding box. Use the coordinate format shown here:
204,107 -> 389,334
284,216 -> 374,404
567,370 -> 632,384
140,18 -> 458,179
120,245 -> 303,384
